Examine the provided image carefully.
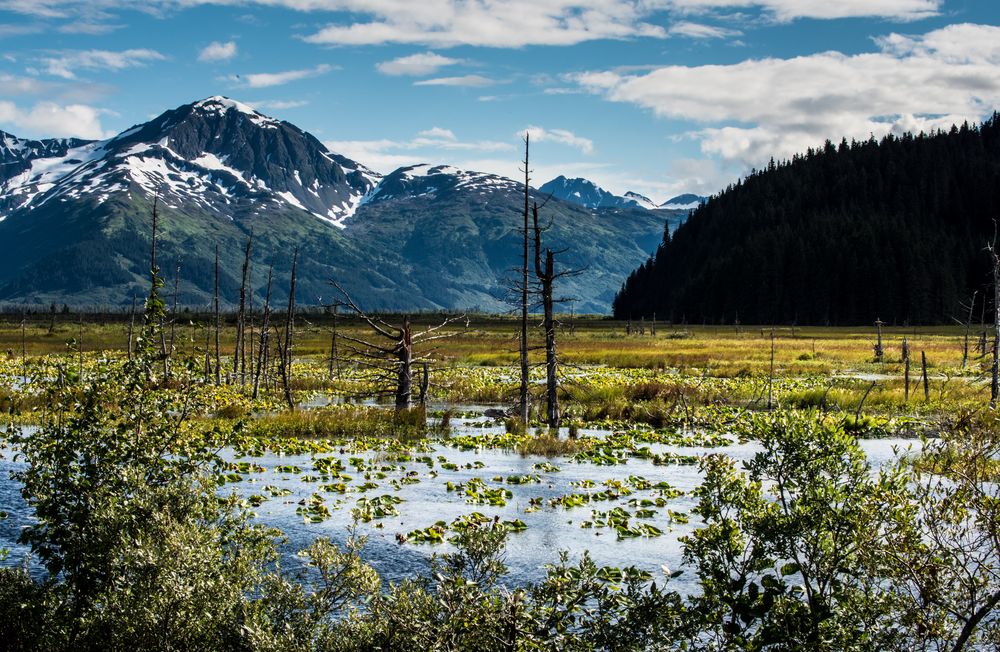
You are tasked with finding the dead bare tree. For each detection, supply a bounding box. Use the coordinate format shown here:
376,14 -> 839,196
234,231 -> 253,383
957,291 -> 977,369
873,318 -> 885,362
328,304 -> 340,380
902,337 -> 911,402
519,134 -> 531,426
252,264 -> 273,400
278,250 -> 298,410
531,202 -> 583,429
922,350 -> 930,402
330,282 -> 466,411
767,327 -> 776,410
20,309 -> 26,386
979,291 -> 988,357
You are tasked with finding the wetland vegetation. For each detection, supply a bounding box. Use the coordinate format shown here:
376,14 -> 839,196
2,311 -> 1000,650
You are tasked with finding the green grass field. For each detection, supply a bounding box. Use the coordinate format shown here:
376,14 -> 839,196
0,313 -> 992,432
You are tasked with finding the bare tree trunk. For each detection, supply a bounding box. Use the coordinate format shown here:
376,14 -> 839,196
419,361 -> 429,407
980,293 -> 988,357
252,265 -> 273,400
519,134 -> 530,425
962,291 -> 976,369
246,260 -> 253,385
767,327 -> 775,410
214,244 -> 221,386
329,305 -> 340,380
20,310 -> 26,385
78,313 -> 84,378
873,319 -> 884,362
543,249 -> 559,428
922,351 -> 930,402
532,203 -> 559,429
280,250 -> 298,410
395,315 -> 413,411
234,231 -> 253,383
902,337 -> 910,402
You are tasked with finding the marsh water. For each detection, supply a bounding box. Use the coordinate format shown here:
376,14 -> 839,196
0,418 -> 919,594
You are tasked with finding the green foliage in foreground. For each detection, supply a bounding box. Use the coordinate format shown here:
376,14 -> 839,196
4,317 -> 1000,650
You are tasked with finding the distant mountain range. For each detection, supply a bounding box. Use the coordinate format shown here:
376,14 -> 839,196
0,97 -> 696,313
538,175 -> 707,212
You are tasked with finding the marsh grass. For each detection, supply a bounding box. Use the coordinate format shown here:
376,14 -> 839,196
517,432 -> 584,457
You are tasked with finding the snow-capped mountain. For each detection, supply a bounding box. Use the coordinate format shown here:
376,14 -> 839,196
538,176 -> 703,212
367,164 -> 519,204
623,191 -> 658,210
0,97 -> 379,228
538,175 -> 632,209
660,193 -> 708,210
0,97 -> 670,312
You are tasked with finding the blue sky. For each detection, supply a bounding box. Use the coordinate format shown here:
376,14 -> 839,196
0,0 -> 998,201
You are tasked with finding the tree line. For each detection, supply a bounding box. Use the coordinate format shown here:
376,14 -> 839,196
614,114 -> 1000,326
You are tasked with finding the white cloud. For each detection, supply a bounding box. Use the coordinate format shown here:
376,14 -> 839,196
664,0 -> 941,21
0,1 -> 943,50
199,40 -> 238,62
0,73 -> 114,103
573,23 -> 1000,168
668,21 -> 740,39
300,1 -> 668,48
0,100 -> 110,139
226,63 -> 333,88
417,127 -> 457,140
57,21 -> 123,34
376,51 -> 462,76
413,74 -> 498,87
519,125 -> 594,154
325,128 -> 515,173
37,48 -> 165,79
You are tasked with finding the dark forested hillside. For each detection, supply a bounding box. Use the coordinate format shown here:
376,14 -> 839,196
613,115 -> 1000,325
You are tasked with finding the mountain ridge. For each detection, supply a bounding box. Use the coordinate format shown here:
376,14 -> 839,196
0,96 -> 673,313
